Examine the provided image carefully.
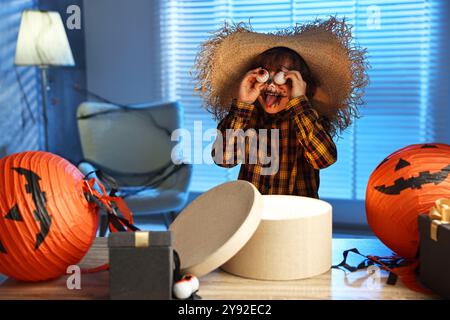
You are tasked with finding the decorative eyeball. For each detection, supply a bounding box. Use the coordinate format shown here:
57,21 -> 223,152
173,280 -> 192,300
256,69 -> 269,83
183,274 -> 200,292
274,71 -> 286,85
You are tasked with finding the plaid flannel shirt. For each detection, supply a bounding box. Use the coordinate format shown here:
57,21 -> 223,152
212,95 -> 337,198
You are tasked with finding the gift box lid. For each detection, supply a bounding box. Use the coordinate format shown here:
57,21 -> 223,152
418,213 -> 450,240
109,231 -> 172,248
169,180 -> 263,277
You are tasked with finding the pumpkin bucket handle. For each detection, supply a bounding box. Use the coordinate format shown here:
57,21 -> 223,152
82,175 -> 139,233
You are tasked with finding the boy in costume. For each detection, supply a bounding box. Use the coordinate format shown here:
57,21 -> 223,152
194,17 -> 369,198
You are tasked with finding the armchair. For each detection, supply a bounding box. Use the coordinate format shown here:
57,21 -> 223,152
77,101 -> 192,230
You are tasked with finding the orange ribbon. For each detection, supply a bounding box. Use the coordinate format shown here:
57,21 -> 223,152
429,198 -> 450,241
83,178 -> 135,231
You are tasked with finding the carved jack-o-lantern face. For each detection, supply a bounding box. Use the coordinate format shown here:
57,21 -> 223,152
0,151 -> 99,281
366,143 -> 450,258
366,143 -> 450,259
0,167 -> 52,254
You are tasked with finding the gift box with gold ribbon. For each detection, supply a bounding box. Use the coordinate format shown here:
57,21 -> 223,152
109,231 -> 174,300
418,198 -> 450,298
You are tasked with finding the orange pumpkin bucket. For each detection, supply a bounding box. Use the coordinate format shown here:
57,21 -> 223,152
0,151 -> 134,281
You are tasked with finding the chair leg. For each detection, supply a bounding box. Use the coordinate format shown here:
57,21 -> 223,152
99,214 -> 109,237
170,211 -> 178,222
162,212 -> 171,229
162,211 -> 178,229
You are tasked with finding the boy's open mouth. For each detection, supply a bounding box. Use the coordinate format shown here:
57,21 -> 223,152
262,89 -> 286,109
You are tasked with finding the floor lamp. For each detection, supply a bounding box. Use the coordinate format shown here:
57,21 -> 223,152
14,10 -> 75,151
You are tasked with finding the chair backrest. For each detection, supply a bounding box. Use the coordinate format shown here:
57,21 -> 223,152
77,101 -> 183,173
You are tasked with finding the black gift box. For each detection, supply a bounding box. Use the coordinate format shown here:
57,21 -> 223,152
109,231 -> 173,300
418,214 -> 450,299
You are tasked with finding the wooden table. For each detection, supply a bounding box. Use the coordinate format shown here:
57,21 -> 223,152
0,238 -> 436,300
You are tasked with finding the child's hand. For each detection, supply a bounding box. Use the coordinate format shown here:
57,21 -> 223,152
284,70 -> 307,99
238,68 -> 265,104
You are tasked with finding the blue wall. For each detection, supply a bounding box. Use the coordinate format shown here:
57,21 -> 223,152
39,0 -> 86,164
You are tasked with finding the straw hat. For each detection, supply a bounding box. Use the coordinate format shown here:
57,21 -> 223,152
193,16 -> 370,136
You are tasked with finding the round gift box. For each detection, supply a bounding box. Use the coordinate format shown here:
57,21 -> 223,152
170,181 -> 332,281
221,195 -> 332,280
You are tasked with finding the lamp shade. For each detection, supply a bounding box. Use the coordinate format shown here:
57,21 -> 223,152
14,10 -> 75,66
